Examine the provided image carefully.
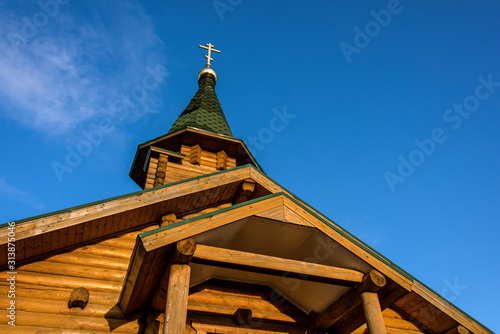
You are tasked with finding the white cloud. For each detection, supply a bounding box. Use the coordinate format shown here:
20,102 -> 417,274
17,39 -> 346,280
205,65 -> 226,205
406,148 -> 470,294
0,178 -> 44,210
0,0 -> 166,135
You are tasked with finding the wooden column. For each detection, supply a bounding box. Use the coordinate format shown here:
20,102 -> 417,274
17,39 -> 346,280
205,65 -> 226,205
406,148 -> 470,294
163,238 -> 196,334
164,264 -> 191,334
360,292 -> 386,334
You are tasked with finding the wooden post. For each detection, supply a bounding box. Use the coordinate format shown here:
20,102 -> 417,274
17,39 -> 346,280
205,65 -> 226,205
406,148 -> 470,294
164,264 -> 191,334
360,292 -> 386,334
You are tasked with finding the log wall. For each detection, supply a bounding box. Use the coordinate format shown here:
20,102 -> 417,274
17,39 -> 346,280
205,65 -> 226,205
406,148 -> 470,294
145,145 -> 237,189
0,225 -> 159,333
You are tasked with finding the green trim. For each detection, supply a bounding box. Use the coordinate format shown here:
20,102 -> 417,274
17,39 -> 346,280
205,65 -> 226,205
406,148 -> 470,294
150,146 -> 186,158
139,192 -> 282,239
0,164 -> 254,228
138,127 -> 238,150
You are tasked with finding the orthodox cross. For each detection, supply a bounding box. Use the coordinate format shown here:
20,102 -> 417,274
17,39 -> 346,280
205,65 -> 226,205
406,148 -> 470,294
199,43 -> 220,68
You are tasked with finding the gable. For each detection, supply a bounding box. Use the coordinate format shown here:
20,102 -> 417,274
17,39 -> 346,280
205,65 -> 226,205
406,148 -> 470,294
0,165 -> 492,333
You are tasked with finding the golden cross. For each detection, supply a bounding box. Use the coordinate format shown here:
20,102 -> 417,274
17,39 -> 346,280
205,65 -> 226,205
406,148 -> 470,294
199,43 -> 220,68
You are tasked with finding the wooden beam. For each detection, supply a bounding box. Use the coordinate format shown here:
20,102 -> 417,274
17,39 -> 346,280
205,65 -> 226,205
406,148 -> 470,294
233,179 -> 256,204
192,244 -> 364,286
164,264 -> 190,334
313,270 -> 386,330
361,292 -> 386,334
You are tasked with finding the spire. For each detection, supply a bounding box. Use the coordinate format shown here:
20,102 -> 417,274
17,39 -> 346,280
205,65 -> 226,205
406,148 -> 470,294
167,43 -> 232,137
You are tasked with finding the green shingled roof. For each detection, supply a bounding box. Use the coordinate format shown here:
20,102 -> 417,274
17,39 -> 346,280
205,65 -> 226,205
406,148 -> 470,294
168,75 -> 233,136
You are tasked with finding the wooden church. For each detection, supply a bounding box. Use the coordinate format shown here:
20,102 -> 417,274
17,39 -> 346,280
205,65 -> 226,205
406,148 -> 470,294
0,44 -> 492,334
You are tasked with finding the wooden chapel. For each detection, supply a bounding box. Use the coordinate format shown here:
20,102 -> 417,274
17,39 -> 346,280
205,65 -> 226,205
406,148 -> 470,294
0,44 -> 493,334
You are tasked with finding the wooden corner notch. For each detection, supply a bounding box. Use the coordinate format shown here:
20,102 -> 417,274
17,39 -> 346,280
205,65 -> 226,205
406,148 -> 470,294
233,179 -> 256,204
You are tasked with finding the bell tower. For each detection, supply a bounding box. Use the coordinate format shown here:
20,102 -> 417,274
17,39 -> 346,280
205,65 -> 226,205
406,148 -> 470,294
129,43 -> 261,189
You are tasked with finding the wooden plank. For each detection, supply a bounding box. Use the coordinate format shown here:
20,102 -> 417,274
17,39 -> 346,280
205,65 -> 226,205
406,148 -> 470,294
141,195 -> 287,252
24,236 -> 34,259
16,239 -> 26,264
193,244 -> 364,286
361,292 -> 386,334
64,224 -> 77,251
0,167 -> 252,242
164,264 -> 190,334
119,242 -> 148,313
74,221 -> 84,245
50,229 -> 60,252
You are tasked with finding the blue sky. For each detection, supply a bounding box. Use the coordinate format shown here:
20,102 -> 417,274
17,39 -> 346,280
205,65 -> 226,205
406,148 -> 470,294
1,0 -> 499,331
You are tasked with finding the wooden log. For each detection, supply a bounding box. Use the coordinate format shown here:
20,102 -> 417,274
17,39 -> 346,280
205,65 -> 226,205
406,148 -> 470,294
71,244 -> 133,259
313,270 -> 386,329
193,244 -> 364,286
216,150 -> 228,169
150,157 -> 159,164
188,290 -> 302,316
0,271 -> 122,293
361,292 -> 386,334
232,308 -> 252,325
156,171 -> 166,178
0,294 -> 129,319
233,179 -> 256,204
383,316 -> 422,331
159,155 -> 169,162
161,213 -> 177,227
149,162 -> 158,169
44,252 -> 130,270
172,238 -> 196,264
18,261 -> 126,282
180,145 -> 191,155
444,326 -> 471,334
164,264 -> 190,334
97,237 -> 136,250
189,314 -> 308,334
68,287 -> 90,309
0,325 -> 119,334
0,282 -> 119,305
0,310 -> 143,332
187,301 -> 307,324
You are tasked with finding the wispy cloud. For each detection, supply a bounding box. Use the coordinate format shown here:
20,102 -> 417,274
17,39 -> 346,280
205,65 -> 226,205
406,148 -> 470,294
0,0 -> 165,135
0,178 -> 44,210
